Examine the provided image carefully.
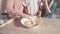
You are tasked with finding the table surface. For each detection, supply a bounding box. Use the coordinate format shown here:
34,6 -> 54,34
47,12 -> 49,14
0,18 -> 60,34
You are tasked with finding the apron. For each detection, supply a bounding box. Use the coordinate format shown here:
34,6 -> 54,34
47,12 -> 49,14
23,0 -> 41,16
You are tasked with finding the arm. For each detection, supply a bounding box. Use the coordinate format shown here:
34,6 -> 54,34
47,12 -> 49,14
6,0 -> 16,16
36,1 -> 43,18
37,10 -> 42,18
43,0 -> 51,15
37,6 -> 42,18
49,0 -> 54,8
6,0 -> 30,18
23,6 -> 31,15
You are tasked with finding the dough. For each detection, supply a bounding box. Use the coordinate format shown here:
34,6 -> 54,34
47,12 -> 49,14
21,16 -> 39,28
25,20 -> 32,27
24,20 -> 36,27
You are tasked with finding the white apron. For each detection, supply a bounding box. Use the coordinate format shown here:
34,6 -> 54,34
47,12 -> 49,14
23,0 -> 41,16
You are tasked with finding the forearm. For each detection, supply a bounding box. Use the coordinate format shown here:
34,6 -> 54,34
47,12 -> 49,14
6,8 -> 18,16
44,1 -> 51,14
7,8 -> 30,18
6,0 -> 30,18
49,0 -> 54,8
24,6 -> 30,15
37,10 -> 42,18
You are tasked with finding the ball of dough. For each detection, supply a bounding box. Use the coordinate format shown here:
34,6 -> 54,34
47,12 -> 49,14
24,20 -> 33,27
24,19 -> 37,28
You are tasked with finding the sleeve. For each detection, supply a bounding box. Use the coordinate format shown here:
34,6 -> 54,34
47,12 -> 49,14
6,0 -> 14,9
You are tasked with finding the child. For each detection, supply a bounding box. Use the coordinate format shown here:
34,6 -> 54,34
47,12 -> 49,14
6,0 -> 42,20
41,0 -> 57,18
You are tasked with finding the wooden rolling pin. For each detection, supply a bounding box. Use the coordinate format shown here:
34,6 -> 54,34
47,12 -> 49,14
0,16 -> 20,28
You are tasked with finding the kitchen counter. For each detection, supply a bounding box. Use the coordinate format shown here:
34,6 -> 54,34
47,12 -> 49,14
0,18 -> 60,34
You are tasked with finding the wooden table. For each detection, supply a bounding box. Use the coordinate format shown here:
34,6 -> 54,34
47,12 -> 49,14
0,18 -> 60,34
